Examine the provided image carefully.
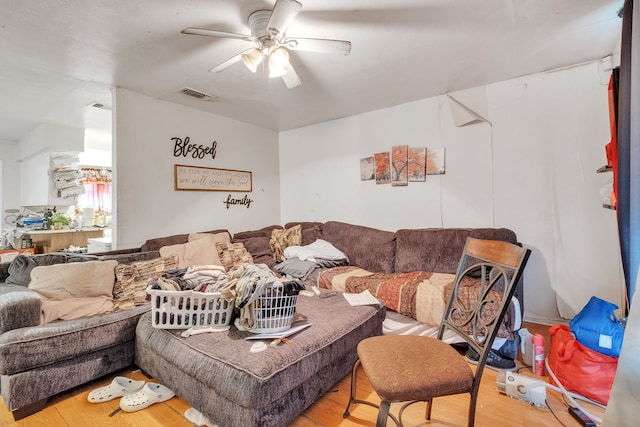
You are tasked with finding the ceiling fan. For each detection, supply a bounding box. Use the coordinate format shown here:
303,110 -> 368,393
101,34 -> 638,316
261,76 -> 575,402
181,0 -> 351,88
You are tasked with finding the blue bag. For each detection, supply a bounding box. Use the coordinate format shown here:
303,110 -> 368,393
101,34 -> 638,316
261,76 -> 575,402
569,296 -> 624,357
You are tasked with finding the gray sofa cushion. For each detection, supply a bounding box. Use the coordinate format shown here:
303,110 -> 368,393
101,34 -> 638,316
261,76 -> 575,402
5,254 -> 68,286
232,226 -> 287,268
0,304 -> 149,375
141,229 -> 230,252
232,236 -> 275,267
321,221 -> 396,273
100,250 -> 161,264
394,228 -> 519,273
232,225 -> 282,240
66,250 -> 160,265
141,233 -> 189,252
0,285 -> 41,333
0,262 -> 11,283
284,221 -> 323,245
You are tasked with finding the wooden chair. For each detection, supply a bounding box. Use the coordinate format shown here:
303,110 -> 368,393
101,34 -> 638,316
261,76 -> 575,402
342,237 -> 531,427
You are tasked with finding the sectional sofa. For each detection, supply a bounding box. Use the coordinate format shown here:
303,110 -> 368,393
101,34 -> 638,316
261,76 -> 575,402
0,220 -> 522,421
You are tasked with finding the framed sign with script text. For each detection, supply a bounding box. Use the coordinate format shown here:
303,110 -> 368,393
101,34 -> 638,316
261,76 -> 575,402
174,164 -> 252,192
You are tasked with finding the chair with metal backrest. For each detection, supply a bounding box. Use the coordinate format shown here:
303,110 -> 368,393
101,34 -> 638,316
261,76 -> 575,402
342,237 -> 531,427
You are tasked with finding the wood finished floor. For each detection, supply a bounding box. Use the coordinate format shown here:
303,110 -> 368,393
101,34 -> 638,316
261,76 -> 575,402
0,323 -> 606,426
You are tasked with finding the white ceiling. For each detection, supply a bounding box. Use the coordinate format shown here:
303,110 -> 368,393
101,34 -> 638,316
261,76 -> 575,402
0,0 -> 623,143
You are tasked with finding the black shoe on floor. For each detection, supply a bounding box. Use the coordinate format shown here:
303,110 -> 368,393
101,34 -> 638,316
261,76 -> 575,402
465,347 -> 516,371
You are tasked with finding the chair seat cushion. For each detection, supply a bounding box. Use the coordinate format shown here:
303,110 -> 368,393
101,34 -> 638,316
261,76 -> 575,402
357,335 -> 473,402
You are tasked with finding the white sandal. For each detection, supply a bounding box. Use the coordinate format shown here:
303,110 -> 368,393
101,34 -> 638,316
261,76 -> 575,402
87,376 -> 146,403
184,407 -> 218,427
119,383 -> 175,412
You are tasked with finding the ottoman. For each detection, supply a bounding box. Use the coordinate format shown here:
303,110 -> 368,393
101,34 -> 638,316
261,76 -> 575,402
135,292 -> 386,427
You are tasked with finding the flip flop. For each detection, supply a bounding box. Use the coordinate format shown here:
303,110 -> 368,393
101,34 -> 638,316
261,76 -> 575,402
119,383 -> 175,412
87,376 -> 146,403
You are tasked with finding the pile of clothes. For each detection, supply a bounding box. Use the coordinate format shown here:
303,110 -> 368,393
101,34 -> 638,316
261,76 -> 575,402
273,239 -> 349,280
149,265 -> 230,293
148,263 -> 304,331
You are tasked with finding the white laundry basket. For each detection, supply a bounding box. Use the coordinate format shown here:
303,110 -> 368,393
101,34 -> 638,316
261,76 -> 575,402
147,287 -> 234,329
247,287 -> 298,334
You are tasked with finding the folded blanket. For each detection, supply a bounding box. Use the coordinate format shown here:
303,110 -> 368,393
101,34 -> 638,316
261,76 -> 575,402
273,258 -> 317,280
318,266 -> 514,340
283,239 -> 349,263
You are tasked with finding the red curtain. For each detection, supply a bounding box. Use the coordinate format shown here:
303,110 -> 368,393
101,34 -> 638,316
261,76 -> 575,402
76,168 -> 112,213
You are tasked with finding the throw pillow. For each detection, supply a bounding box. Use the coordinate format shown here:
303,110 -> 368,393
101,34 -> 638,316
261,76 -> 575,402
186,231 -> 230,267
159,243 -> 187,267
188,231 -> 231,244
270,224 -> 302,263
29,260 -> 118,299
159,237 -> 224,269
112,255 -> 178,312
183,238 -> 224,267
29,260 -> 118,323
215,242 -> 254,272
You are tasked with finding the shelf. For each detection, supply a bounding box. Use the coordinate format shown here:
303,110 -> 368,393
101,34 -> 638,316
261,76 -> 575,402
597,165 -> 613,173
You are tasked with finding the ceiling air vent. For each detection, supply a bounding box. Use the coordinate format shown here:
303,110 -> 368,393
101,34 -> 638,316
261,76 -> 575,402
179,87 -> 215,101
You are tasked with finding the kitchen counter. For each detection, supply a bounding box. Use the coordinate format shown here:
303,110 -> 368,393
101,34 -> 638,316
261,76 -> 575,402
19,227 -> 108,253
22,227 -> 107,235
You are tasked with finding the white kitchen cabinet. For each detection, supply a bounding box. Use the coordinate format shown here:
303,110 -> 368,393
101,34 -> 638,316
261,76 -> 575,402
18,123 -> 84,207
20,150 -> 80,206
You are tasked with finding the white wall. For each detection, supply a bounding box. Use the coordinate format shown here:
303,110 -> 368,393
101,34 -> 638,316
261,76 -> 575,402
80,128 -> 112,167
18,150 -> 50,207
113,88 -> 280,249
0,141 -> 20,221
17,123 -> 84,160
279,61 -> 624,323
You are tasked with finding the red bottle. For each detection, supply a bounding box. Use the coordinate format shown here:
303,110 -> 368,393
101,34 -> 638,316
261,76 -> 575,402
532,333 -> 545,376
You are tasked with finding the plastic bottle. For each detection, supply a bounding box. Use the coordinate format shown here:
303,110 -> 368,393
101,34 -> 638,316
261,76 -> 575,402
532,333 -> 545,376
518,328 -> 533,367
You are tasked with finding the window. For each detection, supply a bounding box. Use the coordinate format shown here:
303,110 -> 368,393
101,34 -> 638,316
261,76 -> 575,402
75,168 -> 112,214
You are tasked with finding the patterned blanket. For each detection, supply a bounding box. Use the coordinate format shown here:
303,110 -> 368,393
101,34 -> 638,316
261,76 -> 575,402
317,266 -> 514,339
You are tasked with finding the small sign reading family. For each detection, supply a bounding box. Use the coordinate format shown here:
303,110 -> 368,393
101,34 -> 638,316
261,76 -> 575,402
223,194 -> 253,209
174,164 -> 252,192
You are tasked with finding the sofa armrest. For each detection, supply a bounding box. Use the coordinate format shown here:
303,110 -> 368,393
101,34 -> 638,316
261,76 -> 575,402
0,285 -> 41,333
0,262 -> 10,283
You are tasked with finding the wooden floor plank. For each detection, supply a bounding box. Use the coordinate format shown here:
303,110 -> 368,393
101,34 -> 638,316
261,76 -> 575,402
0,322 -> 607,426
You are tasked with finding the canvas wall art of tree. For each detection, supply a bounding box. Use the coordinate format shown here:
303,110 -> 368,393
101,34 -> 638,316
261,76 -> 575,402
374,152 -> 391,184
408,147 -> 427,182
391,145 -> 409,186
427,147 -> 446,175
360,156 -> 375,181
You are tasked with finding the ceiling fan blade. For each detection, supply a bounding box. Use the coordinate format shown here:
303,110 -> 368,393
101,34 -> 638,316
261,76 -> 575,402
209,49 -> 254,73
181,27 -> 254,42
281,62 -> 301,89
283,37 -> 351,55
267,0 -> 302,38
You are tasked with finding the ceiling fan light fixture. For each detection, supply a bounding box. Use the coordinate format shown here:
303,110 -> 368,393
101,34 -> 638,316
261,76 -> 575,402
269,47 -> 290,68
241,48 -> 263,73
183,0 -> 352,89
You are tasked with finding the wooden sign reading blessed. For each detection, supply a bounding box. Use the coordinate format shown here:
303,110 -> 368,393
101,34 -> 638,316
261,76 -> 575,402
171,137 -> 217,160
174,164 -> 252,192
